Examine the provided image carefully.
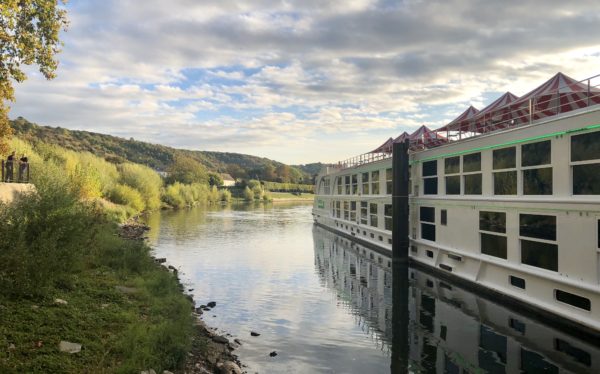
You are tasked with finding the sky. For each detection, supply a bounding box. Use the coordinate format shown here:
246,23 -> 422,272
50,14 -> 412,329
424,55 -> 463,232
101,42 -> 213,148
10,0 -> 600,164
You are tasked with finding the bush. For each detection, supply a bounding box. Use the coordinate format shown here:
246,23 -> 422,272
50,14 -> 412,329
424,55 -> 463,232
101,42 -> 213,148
109,184 -> 146,212
119,163 -> 163,211
219,189 -> 231,202
0,176 -> 97,297
243,186 -> 254,201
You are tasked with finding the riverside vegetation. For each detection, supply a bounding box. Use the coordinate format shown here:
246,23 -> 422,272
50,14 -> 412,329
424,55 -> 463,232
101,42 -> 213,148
0,137 -> 258,373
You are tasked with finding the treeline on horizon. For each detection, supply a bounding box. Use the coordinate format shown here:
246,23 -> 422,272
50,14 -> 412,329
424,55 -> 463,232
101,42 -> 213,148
10,117 -> 324,184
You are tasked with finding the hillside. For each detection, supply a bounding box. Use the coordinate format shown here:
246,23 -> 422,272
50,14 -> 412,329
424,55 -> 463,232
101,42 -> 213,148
10,117 -> 317,183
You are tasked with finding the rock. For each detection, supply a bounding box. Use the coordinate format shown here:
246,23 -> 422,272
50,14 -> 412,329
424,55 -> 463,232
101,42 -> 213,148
155,258 -> 167,264
8,343 -> 15,350
185,294 -> 194,303
188,288 -> 194,292
250,331 -> 260,337
195,307 -> 204,314
54,298 -> 68,305
234,338 -> 242,345
207,301 -> 217,308
269,351 -> 278,357
59,341 -> 81,354
217,361 -> 242,374
202,307 -> 211,311
212,335 -> 229,344
168,265 -> 176,271
115,286 -> 138,294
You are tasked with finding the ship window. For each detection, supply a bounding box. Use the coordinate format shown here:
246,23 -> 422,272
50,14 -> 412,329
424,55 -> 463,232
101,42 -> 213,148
350,201 -> 357,221
360,201 -> 368,224
598,220 -> 600,248
494,171 -> 517,195
571,131 -> 600,162
423,160 -> 437,176
420,207 -> 435,223
463,153 -> 481,172
426,250 -> 434,258
336,177 -> 342,195
509,318 -> 526,334
384,204 -> 392,231
493,147 -> 516,169
521,240 -> 558,271
421,223 -> 436,241
351,174 -> 358,195
343,201 -> 350,220
554,339 -> 591,366
371,170 -> 380,195
521,349 -> 558,373
344,175 -> 351,194
361,172 -> 369,194
522,140 -> 551,166
509,275 -> 525,289
555,289 -> 591,311
481,233 -> 507,259
386,168 -> 393,195
441,209 -> 447,226
480,211 -> 506,233
464,174 -> 482,195
322,177 -> 331,195
335,201 -> 341,218
445,176 -> 460,195
573,164 -> 600,195
523,168 -> 553,195
520,214 -> 556,241
411,245 -> 418,253
444,156 -> 460,174
424,178 -> 438,195
369,203 -> 378,228
420,207 -> 436,241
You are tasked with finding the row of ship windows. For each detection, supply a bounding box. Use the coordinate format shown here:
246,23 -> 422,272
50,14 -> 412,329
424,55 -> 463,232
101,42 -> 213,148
419,207 -> 569,271
421,130 -> 600,196
332,200 -> 392,231
326,169 -> 395,196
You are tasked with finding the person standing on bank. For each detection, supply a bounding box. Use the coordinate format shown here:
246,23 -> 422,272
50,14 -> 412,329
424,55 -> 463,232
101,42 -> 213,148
5,151 -> 15,182
19,154 -> 28,182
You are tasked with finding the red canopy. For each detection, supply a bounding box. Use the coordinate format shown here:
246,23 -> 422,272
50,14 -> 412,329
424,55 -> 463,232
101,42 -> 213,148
393,131 -> 410,144
506,72 -> 600,128
472,92 -> 518,132
437,106 -> 479,132
369,137 -> 394,153
409,125 -> 447,149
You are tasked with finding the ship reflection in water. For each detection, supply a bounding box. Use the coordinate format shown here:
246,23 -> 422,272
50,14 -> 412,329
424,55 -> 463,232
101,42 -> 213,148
313,226 -> 600,373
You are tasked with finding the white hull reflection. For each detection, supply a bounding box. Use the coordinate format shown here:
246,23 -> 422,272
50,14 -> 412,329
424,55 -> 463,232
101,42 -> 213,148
313,225 -> 600,373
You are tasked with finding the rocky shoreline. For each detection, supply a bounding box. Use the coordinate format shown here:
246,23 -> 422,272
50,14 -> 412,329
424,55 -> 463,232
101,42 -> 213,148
120,221 -> 245,374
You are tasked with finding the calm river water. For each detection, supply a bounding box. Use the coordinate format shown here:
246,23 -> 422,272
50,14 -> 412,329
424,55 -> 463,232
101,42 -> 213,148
146,203 -> 598,373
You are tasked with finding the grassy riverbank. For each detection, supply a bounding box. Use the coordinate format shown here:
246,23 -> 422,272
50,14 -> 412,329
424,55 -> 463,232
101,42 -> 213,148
0,175 -> 197,372
270,191 -> 314,202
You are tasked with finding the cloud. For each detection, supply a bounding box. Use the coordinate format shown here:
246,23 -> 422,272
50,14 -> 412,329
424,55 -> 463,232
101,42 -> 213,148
10,0 -> 600,163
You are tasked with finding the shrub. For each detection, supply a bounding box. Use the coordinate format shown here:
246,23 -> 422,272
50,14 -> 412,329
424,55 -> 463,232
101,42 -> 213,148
119,163 -> 163,211
109,184 -> 146,212
220,189 -> 231,202
243,186 -> 254,201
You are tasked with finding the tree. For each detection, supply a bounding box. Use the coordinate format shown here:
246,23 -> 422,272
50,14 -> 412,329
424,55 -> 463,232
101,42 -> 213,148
208,172 -> 223,187
167,155 -> 208,185
0,1 -> 68,154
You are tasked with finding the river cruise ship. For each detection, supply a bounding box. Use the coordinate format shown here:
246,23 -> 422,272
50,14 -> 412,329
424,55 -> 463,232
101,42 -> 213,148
312,72 -> 600,332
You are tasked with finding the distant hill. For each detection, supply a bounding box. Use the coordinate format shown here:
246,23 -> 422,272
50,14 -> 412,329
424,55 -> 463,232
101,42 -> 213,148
10,117 -> 314,184
294,162 -> 326,177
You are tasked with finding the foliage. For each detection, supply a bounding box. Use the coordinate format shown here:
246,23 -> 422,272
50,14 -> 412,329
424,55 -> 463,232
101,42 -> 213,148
208,172 -> 223,186
219,189 -> 232,202
10,117 -> 313,182
263,181 -> 314,193
109,184 -> 146,212
119,162 -> 162,211
167,155 -> 209,185
242,186 -> 254,202
0,1 -> 68,154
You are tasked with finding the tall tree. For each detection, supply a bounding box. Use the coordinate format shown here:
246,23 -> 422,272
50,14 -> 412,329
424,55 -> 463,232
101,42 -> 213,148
0,1 -> 68,154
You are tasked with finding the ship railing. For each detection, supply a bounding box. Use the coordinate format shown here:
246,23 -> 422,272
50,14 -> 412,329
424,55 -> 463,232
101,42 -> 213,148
333,73 -> 600,170
436,73 -> 600,143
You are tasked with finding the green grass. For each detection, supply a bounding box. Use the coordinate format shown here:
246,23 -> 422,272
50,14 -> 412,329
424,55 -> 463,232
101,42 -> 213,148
270,192 -> 315,200
0,179 -> 197,373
